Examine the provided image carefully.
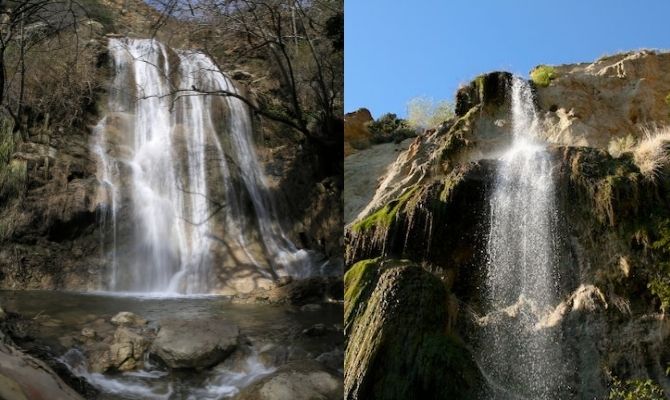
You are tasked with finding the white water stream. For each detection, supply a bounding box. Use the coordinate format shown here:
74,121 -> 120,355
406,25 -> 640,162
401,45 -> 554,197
93,38 -> 310,294
478,77 -> 564,399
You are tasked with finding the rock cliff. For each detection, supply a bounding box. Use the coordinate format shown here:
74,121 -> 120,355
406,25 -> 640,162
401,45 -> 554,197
345,50 -> 670,398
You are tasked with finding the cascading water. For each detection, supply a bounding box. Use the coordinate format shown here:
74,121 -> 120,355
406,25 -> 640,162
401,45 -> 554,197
477,77 -> 564,399
93,38 -> 310,294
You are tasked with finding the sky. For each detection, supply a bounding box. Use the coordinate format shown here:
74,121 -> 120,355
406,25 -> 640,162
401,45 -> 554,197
345,0 -> 670,118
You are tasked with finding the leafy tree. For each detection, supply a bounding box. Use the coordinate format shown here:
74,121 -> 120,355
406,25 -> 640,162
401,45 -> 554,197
147,0 -> 343,149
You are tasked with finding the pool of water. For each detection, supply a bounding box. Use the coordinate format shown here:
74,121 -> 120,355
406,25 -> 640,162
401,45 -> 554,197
0,290 -> 343,399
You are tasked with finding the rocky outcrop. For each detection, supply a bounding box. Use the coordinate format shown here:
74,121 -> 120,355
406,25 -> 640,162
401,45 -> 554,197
533,51 -> 670,148
344,259 -> 480,399
150,319 -> 240,369
344,108 -> 373,156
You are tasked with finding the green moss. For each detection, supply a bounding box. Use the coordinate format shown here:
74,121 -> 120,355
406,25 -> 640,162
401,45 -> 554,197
438,105 -> 480,163
646,219 -> 670,312
346,263 -> 480,399
530,65 -> 557,87
474,74 -> 486,100
609,377 -> 665,400
352,187 -> 418,233
344,258 -> 380,316
665,92 -> 670,107
439,168 -> 468,203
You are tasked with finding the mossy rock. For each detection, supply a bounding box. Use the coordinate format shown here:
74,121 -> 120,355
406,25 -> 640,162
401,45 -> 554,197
455,72 -> 512,116
345,260 -> 481,399
351,187 -> 418,233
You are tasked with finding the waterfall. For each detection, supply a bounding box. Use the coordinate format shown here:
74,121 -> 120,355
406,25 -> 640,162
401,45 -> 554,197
93,38 -> 310,294
478,77 -> 564,399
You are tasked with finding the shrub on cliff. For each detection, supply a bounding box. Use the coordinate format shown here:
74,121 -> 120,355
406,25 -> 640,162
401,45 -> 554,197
633,126 -> 670,181
406,96 -> 454,129
530,65 -> 557,87
366,113 -> 416,144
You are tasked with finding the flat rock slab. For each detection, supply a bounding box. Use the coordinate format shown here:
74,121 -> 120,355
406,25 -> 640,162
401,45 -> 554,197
150,319 -> 240,369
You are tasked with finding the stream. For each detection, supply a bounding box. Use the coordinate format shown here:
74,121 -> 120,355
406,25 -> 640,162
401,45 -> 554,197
0,290 -> 343,399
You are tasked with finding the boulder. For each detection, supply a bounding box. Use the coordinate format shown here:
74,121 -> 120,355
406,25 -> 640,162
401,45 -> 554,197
237,360 -> 342,400
110,311 -> 146,327
344,260 -> 481,400
109,327 -> 149,371
151,319 -> 240,369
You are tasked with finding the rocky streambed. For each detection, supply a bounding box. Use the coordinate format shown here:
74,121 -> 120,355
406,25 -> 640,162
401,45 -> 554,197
0,283 -> 343,400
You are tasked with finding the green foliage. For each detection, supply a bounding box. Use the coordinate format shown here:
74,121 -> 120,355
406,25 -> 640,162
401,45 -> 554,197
366,113 -> 416,144
648,219 -> 670,312
406,97 -> 454,129
530,65 -> 557,87
352,187 -> 417,233
609,378 -> 665,400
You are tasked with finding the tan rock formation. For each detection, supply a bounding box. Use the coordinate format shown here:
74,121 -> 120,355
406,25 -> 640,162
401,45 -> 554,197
344,108 -> 373,156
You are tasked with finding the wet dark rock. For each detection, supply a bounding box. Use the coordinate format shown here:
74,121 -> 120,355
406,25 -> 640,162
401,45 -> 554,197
150,318 -> 240,369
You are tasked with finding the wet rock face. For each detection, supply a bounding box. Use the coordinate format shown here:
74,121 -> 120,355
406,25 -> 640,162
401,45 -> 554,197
346,161 -> 494,302
150,319 -> 240,369
455,71 -> 513,117
344,260 -> 481,400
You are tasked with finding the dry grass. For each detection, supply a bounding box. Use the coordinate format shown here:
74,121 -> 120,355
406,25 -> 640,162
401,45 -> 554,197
608,134 -> 637,158
633,126 -> 670,181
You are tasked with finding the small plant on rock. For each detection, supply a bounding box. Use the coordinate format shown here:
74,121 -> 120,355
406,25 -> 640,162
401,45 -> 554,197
632,126 -> 670,181
609,377 -> 665,400
608,135 -> 637,158
530,65 -> 557,87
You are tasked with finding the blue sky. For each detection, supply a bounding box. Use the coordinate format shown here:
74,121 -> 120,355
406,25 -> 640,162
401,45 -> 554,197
345,0 -> 670,118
